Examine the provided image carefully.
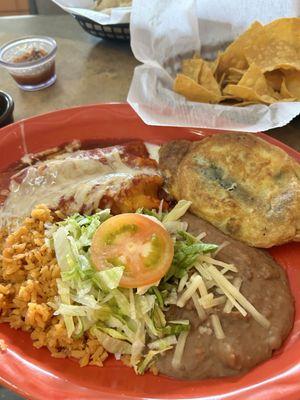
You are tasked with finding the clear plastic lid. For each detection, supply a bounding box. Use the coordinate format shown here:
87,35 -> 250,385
0,36 -> 57,69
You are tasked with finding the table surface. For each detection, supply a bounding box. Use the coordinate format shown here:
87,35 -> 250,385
0,13 -> 299,400
0,15 -> 138,120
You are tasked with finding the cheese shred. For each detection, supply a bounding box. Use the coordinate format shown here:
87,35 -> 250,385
214,241 -> 230,255
195,263 -> 212,280
196,232 -> 207,240
178,274 -> 189,293
171,330 -> 189,369
177,275 -> 203,308
199,256 -> 238,272
173,228 -> 270,343
206,295 -> 226,309
210,314 -> 225,340
208,265 -> 270,329
198,293 -> 214,306
198,276 -> 208,297
192,293 -> 207,321
223,277 -> 242,313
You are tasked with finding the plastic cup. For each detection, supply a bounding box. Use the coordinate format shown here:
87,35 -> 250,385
0,36 -> 57,91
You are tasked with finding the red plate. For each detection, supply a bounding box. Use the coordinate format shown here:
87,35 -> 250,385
0,104 -> 299,400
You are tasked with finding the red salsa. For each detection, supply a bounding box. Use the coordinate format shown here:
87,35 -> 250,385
11,47 -> 55,87
13,48 -> 48,63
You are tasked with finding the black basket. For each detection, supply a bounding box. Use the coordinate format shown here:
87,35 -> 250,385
73,14 -> 130,41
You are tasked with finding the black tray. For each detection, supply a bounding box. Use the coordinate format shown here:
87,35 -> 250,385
73,14 -> 130,41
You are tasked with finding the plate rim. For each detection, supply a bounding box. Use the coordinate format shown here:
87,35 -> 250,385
0,103 -> 299,400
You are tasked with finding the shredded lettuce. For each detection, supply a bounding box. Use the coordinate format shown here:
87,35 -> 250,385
54,304 -> 90,317
72,293 -> 99,308
129,289 -> 136,320
111,288 -> 131,315
91,327 -> 132,354
143,313 -> 161,338
106,315 -> 135,342
164,232 -> 218,282
152,304 -> 166,329
50,200 -> 221,373
149,287 -> 164,308
148,335 -> 177,350
73,316 -> 84,339
137,347 -> 172,375
136,208 -> 164,221
159,322 -> 189,336
61,210 -> 111,240
97,326 -> 129,341
56,279 -> 74,337
78,215 -> 105,247
53,227 -> 76,272
136,294 -> 156,315
136,280 -> 160,295
93,267 -> 124,290
178,231 -> 218,252
130,320 -> 145,368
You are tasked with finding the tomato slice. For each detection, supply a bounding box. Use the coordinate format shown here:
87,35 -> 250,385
90,213 -> 174,288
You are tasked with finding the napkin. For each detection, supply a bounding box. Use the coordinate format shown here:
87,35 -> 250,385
127,0 -> 300,132
51,0 -> 131,25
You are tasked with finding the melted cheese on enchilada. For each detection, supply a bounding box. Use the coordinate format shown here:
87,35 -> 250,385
0,142 -> 161,230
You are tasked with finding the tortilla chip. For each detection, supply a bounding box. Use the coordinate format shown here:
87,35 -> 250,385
265,18 -> 300,53
174,74 -> 221,103
219,97 -> 259,107
223,64 -> 277,104
207,52 -> 222,76
281,70 -> 300,99
216,22 -> 264,79
218,72 -> 226,88
280,79 -> 293,99
244,18 -> 300,72
223,85 -> 276,104
264,70 -> 283,92
173,18 -> 300,107
199,61 -> 221,95
182,59 -> 203,82
223,67 -> 247,86
228,67 -> 246,75
232,101 -> 259,107
234,64 -> 275,94
180,57 -> 221,96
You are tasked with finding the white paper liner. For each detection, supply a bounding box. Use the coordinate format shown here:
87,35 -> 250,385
51,0 -> 131,25
127,0 -> 300,132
